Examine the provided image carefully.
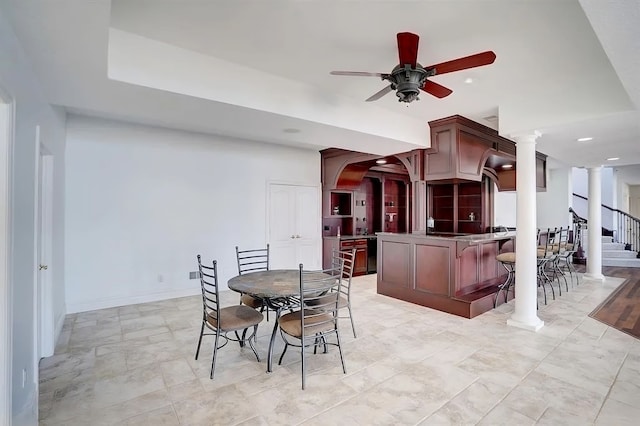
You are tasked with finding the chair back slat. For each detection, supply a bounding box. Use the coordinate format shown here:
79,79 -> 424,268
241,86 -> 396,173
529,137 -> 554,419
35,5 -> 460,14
332,249 -> 355,299
236,245 -> 270,275
298,261 -> 344,337
197,255 -> 220,320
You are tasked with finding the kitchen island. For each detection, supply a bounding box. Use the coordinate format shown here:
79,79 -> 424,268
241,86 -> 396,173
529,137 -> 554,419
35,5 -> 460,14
377,231 -> 516,318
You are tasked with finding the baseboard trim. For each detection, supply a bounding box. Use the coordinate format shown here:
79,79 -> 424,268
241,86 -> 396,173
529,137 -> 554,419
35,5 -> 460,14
66,288 -> 201,314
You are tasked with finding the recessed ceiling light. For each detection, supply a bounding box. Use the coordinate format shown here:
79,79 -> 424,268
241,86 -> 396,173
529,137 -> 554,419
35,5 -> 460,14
577,137 -> 593,142
376,159 -> 387,164
282,128 -> 300,134
607,157 -> 619,161
501,164 -> 513,169
464,78 -> 473,84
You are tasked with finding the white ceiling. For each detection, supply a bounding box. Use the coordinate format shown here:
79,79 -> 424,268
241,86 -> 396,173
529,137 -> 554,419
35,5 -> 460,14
3,0 -> 640,168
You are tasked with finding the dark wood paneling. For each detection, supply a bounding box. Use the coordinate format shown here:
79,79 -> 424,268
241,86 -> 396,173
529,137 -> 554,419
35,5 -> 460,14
415,244 -> 450,296
458,132 -> 491,177
458,246 -> 478,293
479,242 -> 499,282
426,128 -> 453,176
380,241 -> 409,288
377,233 -> 515,318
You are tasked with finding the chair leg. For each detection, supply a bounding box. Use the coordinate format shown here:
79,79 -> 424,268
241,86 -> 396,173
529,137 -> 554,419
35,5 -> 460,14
278,342 -> 289,365
247,327 -> 261,362
210,330 -> 221,379
537,266 -> 547,305
347,304 -> 357,338
336,329 -> 347,374
301,338 -> 306,390
554,258 -> 568,292
195,321 -> 205,360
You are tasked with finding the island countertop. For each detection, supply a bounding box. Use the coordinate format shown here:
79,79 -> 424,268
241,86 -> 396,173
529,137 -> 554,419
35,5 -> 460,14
376,231 -> 516,318
377,231 -> 516,244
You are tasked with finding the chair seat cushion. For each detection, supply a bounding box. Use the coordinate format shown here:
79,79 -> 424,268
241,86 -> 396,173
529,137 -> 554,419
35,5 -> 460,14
207,305 -> 264,332
241,294 -> 263,309
537,248 -> 554,258
278,309 -> 334,338
496,252 -> 516,263
305,294 -> 348,309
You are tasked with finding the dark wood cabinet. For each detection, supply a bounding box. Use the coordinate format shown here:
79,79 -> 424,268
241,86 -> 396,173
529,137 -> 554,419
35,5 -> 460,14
340,239 -> 368,276
383,178 -> 409,233
429,177 -> 492,234
431,184 -> 454,232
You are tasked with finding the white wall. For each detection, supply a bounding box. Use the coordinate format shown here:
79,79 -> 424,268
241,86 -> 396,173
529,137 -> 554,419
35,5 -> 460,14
65,116 -> 321,313
615,165 -> 640,213
572,167 -> 615,229
537,167 -> 573,229
0,7 -> 67,424
493,184 -> 516,228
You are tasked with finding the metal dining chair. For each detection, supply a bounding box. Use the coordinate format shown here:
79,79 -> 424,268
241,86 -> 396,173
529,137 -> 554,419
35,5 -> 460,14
276,262 -> 347,390
306,249 -> 357,337
195,255 -> 264,379
235,244 -> 271,319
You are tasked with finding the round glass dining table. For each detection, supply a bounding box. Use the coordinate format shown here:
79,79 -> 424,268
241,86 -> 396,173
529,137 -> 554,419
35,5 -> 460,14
227,269 -> 332,372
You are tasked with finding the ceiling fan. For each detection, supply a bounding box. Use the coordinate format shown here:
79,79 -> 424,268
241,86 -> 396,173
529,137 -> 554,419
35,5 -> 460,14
330,32 -> 496,103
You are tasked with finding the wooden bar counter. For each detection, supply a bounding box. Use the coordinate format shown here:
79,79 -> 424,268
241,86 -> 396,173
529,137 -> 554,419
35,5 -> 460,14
376,231 -> 516,318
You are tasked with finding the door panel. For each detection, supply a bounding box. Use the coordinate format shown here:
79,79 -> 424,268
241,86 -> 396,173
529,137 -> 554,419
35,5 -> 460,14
269,186 -> 295,243
295,186 -> 319,242
268,183 -> 321,270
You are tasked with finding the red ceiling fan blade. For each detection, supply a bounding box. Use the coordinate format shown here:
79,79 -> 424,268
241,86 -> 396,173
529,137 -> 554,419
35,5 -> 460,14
421,80 -> 453,98
330,71 -> 385,77
397,32 -> 419,68
366,85 -> 394,102
427,51 -> 496,75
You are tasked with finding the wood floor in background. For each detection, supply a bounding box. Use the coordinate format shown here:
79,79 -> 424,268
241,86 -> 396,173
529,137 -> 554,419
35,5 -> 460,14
589,265 -> 640,340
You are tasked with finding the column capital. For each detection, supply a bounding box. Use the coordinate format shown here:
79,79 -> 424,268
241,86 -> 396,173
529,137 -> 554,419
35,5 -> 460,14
510,131 -> 542,144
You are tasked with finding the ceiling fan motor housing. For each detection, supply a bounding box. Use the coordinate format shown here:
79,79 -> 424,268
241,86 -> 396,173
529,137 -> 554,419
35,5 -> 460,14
388,64 -> 432,102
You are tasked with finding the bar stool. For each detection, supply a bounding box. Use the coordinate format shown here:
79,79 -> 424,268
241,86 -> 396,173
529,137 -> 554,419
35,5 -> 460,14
494,251 -> 515,307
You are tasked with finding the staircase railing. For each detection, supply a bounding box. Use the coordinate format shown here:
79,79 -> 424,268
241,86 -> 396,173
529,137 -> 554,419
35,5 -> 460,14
571,193 -> 640,257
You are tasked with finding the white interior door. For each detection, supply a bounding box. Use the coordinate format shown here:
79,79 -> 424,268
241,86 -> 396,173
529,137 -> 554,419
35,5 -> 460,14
294,186 -> 321,269
267,183 -> 321,269
35,136 -> 55,359
268,184 -> 297,269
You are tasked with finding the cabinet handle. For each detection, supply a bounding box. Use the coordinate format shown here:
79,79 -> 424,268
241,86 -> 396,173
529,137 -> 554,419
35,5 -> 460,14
39,264 -> 48,270
291,235 -> 296,239
295,235 -> 301,239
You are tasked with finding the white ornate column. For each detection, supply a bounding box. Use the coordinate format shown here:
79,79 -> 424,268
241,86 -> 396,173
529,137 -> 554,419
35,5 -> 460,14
585,166 -> 605,280
507,133 -> 544,331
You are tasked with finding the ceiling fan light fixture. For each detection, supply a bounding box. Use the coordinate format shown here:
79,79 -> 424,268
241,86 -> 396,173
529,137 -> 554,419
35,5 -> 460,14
330,32 -> 496,103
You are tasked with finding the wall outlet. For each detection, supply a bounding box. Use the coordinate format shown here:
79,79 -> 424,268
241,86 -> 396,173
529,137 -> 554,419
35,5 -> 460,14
189,271 -> 201,279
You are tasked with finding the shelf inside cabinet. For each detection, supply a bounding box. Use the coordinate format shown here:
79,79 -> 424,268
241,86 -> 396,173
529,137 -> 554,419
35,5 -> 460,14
330,191 -> 352,216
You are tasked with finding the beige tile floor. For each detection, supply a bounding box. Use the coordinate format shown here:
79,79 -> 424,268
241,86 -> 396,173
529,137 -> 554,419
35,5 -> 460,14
39,273 -> 640,425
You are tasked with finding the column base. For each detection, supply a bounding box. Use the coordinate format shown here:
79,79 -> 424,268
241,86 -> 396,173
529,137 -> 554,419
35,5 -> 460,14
507,316 -> 544,332
584,273 -> 605,281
